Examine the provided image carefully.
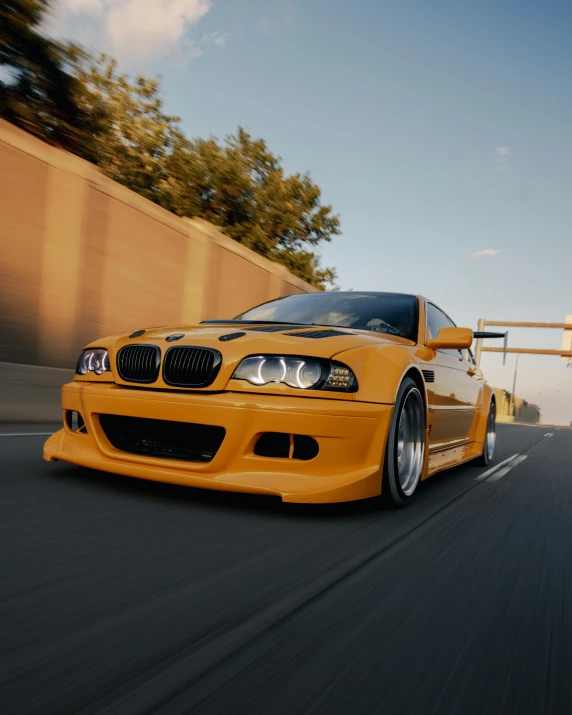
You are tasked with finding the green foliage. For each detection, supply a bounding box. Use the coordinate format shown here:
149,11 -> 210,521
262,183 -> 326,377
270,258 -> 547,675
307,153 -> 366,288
72,54 -> 183,202
0,0 -> 96,158
71,54 -> 340,288
1,12 -> 340,288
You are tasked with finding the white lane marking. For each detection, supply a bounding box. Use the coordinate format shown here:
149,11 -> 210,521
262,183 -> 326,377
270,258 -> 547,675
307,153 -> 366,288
544,433 -> 554,437
0,432 -> 55,438
475,454 -> 519,481
487,454 -> 528,482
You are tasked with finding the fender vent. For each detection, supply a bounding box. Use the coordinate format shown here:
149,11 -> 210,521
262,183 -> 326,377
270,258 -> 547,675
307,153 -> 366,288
422,370 -> 435,383
286,329 -> 352,339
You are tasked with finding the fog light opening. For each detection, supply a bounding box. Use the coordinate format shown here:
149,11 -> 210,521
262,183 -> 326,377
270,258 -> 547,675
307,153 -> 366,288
66,410 -> 87,434
253,433 -> 319,460
292,435 -> 319,461
254,433 -> 291,458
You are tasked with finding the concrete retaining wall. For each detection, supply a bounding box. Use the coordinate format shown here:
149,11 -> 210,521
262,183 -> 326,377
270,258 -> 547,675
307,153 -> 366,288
0,119 -> 315,372
0,362 -> 73,423
494,388 -> 541,425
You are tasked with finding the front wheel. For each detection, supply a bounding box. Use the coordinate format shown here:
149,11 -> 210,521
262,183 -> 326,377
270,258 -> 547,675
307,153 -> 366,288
382,377 -> 426,507
477,401 -> 496,466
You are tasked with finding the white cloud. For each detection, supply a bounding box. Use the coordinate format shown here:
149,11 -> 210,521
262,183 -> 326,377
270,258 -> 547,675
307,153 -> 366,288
106,0 -> 210,60
495,146 -> 510,171
209,30 -> 228,47
471,249 -> 502,261
51,0 -> 224,63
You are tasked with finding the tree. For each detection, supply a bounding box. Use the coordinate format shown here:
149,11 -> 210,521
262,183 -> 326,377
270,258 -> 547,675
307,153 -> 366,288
1,6 -> 340,288
0,0 -> 96,158
71,55 -> 340,288
170,129 -> 341,261
71,53 -> 183,205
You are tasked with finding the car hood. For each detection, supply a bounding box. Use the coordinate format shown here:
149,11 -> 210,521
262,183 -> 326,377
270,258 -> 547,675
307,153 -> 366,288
108,322 -> 413,362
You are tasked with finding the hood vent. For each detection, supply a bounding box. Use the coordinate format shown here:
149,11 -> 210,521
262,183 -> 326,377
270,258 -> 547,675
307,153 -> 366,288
286,329 -> 352,339
246,325 -> 294,332
219,332 -> 246,342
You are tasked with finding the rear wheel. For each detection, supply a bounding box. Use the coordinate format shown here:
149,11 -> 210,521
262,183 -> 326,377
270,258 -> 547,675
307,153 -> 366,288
478,401 -> 496,466
382,377 -> 426,507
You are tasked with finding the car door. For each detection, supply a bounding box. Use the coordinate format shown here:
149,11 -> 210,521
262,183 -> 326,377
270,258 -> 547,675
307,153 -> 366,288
424,302 -> 481,449
462,345 -> 485,431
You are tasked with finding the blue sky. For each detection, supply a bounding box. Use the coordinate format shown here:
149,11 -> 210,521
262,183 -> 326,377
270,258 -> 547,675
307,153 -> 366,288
53,0 -> 572,423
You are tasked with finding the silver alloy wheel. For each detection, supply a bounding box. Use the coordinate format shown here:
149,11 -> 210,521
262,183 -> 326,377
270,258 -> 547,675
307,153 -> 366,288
395,388 -> 425,496
484,402 -> 496,461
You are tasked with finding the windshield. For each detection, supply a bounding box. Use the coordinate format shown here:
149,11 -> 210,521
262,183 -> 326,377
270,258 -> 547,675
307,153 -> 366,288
236,292 -> 419,341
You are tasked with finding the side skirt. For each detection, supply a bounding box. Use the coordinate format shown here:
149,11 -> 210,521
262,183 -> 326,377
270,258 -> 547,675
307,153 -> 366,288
423,441 -> 482,480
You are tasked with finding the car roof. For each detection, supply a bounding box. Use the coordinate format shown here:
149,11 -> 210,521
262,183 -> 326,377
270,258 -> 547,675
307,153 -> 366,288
318,291 -> 419,300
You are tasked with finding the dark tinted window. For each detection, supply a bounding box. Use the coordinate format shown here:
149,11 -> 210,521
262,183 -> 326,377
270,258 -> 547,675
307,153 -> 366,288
426,303 -> 455,340
426,303 -> 460,355
236,292 -> 419,341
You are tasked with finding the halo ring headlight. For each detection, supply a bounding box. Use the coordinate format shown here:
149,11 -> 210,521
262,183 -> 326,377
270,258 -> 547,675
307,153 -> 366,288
232,356 -> 356,392
76,349 -> 110,376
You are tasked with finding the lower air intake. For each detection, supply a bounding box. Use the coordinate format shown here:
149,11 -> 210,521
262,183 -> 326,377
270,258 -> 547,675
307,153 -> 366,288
254,432 -> 319,460
99,415 -> 225,462
65,410 -> 87,433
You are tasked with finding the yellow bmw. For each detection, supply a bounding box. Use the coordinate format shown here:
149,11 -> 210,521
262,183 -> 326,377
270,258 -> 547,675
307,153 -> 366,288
44,291 -> 498,505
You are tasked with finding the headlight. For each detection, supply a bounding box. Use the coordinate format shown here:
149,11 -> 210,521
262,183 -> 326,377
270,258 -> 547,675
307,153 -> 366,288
322,364 -> 357,391
232,356 -> 357,392
76,349 -> 110,376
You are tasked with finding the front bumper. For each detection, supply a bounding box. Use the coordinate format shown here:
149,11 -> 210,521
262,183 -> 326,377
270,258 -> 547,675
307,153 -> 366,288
43,382 -> 393,503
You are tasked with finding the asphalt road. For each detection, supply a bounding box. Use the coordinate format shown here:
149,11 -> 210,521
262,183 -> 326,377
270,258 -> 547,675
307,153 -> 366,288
1,423 -> 571,715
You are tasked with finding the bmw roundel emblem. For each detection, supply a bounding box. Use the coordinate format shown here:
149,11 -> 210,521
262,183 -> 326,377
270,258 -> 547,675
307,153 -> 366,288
166,333 -> 185,342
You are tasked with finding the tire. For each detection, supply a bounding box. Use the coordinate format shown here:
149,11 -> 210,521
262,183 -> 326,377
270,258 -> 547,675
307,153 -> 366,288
477,400 -> 496,467
382,377 -> 426,507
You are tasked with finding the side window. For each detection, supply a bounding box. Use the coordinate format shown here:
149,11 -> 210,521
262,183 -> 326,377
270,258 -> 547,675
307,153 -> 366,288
426,303 -> 460,356
426,303 -> 455,340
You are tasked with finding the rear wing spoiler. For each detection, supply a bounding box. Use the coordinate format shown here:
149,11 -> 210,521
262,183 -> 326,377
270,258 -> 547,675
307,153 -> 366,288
474,331 -> 509,365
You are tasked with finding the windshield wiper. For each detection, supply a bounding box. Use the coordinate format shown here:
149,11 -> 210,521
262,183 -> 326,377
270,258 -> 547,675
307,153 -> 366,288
200,319 -> 409,338
200,320 -> 311,326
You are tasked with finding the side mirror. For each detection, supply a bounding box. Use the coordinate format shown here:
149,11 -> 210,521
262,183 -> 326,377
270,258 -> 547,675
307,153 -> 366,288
427,327 -> 473,350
